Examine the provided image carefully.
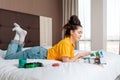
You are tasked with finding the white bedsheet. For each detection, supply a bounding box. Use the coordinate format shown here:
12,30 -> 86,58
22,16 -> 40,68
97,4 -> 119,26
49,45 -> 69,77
0,51 -> 120,80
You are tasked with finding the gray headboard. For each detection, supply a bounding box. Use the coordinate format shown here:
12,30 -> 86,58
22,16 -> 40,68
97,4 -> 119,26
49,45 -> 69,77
0,9 -> 40,50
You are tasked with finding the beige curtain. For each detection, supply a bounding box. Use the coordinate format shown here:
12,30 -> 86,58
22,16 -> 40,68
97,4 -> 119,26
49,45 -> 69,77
62,0 -> 79,50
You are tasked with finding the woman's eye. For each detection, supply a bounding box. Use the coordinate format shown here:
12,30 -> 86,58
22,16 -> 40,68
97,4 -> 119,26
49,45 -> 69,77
78,31 -> 82,34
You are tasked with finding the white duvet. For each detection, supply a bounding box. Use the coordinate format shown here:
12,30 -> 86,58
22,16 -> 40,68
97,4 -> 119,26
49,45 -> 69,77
0,50 -> 120,80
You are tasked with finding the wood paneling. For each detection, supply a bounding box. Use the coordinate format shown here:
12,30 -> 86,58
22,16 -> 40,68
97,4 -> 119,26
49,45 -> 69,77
0,9 -> 39,50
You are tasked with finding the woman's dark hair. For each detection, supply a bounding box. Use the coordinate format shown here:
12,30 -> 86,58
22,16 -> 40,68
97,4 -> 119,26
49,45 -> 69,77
63,15 -> 82,37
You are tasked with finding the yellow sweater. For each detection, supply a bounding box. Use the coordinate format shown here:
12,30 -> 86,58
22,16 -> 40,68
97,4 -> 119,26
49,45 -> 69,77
47,37 -> 74,61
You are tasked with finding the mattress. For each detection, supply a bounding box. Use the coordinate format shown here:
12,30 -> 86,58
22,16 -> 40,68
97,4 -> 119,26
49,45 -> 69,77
0,48 -> 120,80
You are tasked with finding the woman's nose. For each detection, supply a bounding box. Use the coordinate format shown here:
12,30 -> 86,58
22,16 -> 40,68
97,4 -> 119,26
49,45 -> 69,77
80,34 -> 82,37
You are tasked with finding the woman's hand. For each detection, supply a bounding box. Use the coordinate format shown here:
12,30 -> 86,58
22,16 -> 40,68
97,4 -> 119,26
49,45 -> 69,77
76,52 -> 90,59
79,52 -> 90,57
61,52 -> 90,62
62,57 -> 75,62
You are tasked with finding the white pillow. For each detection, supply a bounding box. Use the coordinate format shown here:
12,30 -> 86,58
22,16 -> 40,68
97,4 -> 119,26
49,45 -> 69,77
22,47 -> 31,50
0,49 -> 7,59
42,46 -> 52,49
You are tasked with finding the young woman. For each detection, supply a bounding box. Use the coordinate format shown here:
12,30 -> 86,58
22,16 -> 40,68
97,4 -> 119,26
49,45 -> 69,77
5,15 -> 90,62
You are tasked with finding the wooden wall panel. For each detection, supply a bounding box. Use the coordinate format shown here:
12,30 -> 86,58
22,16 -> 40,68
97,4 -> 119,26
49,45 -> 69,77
0,9 -> 39,50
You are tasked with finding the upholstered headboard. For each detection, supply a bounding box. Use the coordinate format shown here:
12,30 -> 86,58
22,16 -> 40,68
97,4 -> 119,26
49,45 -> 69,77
0,9 -> 40,50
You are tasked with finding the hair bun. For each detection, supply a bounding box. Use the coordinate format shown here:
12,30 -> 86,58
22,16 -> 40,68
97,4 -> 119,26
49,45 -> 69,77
69,15 -> 81,25
63,15 -> 82,32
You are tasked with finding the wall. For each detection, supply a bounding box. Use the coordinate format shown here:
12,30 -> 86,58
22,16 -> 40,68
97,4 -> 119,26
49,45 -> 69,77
0,0 -> 62,45
91,0 -> 107,51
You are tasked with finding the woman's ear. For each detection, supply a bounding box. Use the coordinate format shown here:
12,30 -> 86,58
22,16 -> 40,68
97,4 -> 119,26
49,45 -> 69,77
70,30 -> 74,35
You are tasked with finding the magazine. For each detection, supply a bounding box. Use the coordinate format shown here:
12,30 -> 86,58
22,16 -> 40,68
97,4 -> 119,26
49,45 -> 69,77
79,50 -> 107,65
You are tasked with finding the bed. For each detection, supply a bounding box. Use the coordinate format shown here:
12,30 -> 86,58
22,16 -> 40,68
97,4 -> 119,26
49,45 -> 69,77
0,48 -> 120,80
0,9 -> 120,80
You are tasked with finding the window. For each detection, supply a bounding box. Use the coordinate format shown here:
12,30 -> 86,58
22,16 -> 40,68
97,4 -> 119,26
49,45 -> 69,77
78,0 -> 91,51
78,0 -> 120,54
107,0 -> 120,54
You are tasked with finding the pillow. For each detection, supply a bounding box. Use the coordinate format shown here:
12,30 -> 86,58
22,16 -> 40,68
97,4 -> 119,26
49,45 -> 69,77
42,46 -> 52,49
0,49 -> 7,59
23,47 -> 31,50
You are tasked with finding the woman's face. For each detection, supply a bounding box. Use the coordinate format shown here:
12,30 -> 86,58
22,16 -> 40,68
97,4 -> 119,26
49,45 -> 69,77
70,26 -> 83,42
